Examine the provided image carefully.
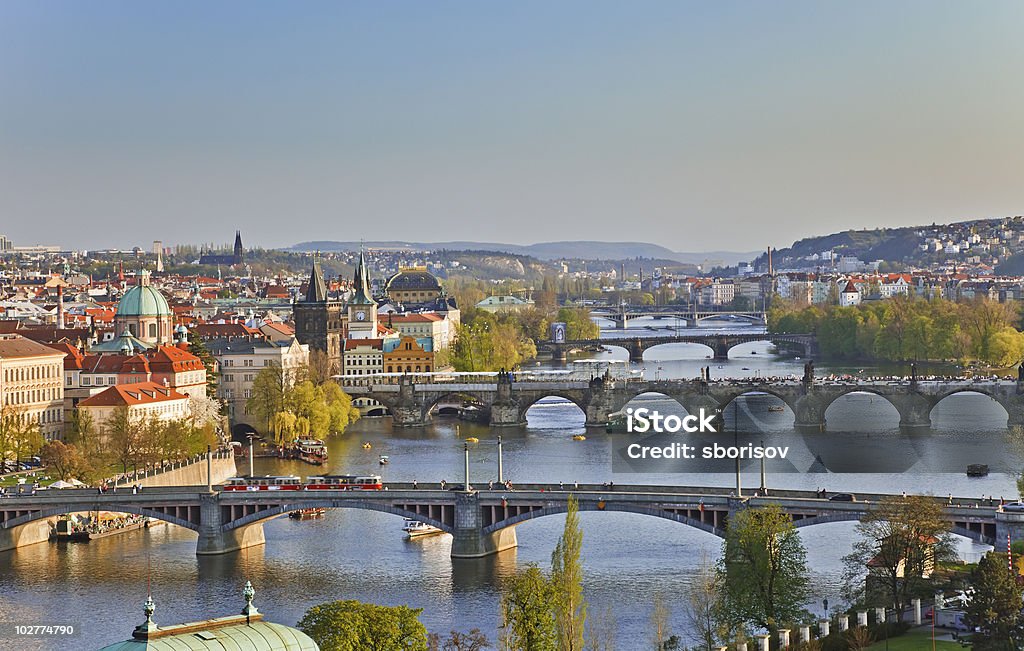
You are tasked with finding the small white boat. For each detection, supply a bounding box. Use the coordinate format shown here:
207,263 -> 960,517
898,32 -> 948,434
402,519 -> 442,539
379,455 -> 390,465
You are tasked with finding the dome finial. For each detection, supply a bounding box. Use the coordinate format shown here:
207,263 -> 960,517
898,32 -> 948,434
242,580 -> 259,618
133,594 -> 158,636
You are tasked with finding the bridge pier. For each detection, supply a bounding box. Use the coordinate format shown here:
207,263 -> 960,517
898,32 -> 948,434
450,493 -> 518,558
890,394 -> 932,429
792,394 -> 828,429
996,511 -> 1024,548
712,341 -> 731,360
195,494 -> 266,556
0,519 -> 53,553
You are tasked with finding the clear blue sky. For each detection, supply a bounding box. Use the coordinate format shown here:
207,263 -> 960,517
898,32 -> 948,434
2,2 -> 1024,252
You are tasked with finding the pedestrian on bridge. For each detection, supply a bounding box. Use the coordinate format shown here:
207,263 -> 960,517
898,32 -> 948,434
412,480 -> 417,489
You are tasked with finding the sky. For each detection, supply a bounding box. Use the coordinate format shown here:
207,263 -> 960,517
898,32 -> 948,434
2,2 -> 1024,253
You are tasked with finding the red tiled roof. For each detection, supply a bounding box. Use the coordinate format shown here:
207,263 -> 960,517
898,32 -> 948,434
78,381 -> 188,407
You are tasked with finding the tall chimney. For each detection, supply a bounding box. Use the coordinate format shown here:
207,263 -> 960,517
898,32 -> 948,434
57,284 -> 64,329
767,247 -> 774,276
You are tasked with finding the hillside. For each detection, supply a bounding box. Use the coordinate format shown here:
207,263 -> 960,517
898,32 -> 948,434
289,239 -> 756,265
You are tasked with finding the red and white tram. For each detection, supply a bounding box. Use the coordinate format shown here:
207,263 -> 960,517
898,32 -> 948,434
223,476 -> 303,491
304,475 -> 384,490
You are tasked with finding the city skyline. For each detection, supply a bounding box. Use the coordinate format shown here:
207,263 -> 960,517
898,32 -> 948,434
3,2 -> 1024,251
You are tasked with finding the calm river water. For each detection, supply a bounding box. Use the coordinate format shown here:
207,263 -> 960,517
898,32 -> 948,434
0,319 -> 1017,650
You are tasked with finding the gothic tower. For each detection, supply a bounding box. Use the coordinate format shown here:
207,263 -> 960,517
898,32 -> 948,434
293,258 -> 343,374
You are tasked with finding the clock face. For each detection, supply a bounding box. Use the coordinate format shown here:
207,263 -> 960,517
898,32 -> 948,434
355,311 -> 366,321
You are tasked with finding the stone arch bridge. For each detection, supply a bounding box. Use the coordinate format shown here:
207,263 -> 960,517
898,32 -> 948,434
0,485 -> 1011,558
539,333 -> 816,362
346,373 -> 1024,429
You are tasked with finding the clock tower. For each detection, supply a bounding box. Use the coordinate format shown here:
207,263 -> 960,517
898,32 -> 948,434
347,249 -> 378,339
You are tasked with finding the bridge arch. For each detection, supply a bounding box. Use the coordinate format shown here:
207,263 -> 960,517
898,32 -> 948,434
929,388 -> 1009,424
639,341 -> 715,361
482,502 -> 724,538
3,504 -> 200,532
519,392 -> 588,426
220,500 -> 454,535
820,388 -> 904,429
421,391 -> 493,419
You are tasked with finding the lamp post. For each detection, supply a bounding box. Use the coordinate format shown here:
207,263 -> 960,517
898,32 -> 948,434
497,436 -> 504,483
464,443 -> 470,491
247,435 -> 255,477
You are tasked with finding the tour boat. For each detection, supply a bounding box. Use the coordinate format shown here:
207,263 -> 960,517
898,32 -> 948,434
295,439 -> 328,465
402,519 -> 443,539
289,508 -> 326,520
304,475 -> 384,490
222,476 -> 303,491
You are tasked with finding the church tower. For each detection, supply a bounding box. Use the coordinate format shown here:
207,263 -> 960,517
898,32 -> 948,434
347,250 -> 378,339
233,231 -> 244,263
293,258 -> 343,373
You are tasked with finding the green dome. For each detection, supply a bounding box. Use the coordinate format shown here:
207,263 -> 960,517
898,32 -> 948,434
117,284 -> 171,317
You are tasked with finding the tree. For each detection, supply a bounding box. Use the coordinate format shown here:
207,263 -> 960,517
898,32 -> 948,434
552,495 -> 586,651
650,594 -> 671,650
681,553 -> 723,650
427,629 -> 492,651
296,600 -> 428,651
247,362 -> 292,433
105,406 -> 147,474
499,564 -> 558,651
584,605 -> 615,651
842,495 -> 955,620
718,504 -> 810,637
308,349 -> 335,385
0,405 -> 44,465
963,552 -> 1024,648
189,337 -> 220,395
39,440 -> 84,480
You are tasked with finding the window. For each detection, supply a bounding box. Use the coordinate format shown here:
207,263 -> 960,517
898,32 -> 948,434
244,359 -> 253,367
149,323 -> 157,338
243,389 -> 252,399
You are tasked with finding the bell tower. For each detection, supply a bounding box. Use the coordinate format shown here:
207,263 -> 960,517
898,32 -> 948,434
347,250 -> 377,339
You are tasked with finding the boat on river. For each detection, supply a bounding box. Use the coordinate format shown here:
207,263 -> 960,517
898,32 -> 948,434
289,508 -> 326,520
294,439 -> 327,465
402,519 -> 442,539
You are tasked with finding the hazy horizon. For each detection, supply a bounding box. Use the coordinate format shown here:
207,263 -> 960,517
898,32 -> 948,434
3,2 -> 1024,251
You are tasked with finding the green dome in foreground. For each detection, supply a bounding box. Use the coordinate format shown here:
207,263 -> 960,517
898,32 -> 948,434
117,272 -> 171,318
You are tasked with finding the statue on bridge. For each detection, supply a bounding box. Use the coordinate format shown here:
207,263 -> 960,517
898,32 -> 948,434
802,360 -> 815,385
1018,364 -> 1024,383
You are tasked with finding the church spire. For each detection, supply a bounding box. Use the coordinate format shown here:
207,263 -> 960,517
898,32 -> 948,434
305,256 -> 327,302
350,249 -> 373,305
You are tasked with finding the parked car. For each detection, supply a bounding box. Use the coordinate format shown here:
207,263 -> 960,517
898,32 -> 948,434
1002,501 -> 1024,512
829,493 -> 857,502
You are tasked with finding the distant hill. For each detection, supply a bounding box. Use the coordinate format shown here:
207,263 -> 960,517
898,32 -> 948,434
289,240 -> 758,265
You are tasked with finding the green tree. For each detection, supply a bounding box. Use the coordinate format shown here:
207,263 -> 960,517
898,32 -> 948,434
296,600 -> 428,651
841,495 -> 955,620
0,405 -> 44,465
964,552 -> 1024,648
247,362 -> 292,433
499,564 -> 558,651
718,504 -> 810,637
551,495 -> 586,651
188,336 -> 220,395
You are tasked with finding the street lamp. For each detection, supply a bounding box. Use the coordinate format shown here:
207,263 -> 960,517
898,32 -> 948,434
247,434 -> 255,477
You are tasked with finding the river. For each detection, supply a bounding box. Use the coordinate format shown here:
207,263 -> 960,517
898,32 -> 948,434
0,319 -> 1016,649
